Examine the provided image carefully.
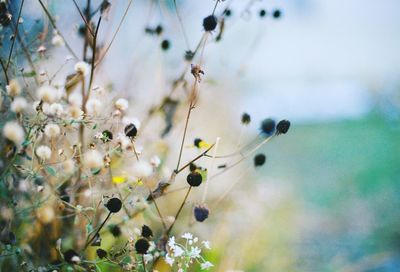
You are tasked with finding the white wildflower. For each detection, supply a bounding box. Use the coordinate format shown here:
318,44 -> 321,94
6,79 -> 21,97
173,245 -> 184,257
116,132 -> 131,150
10,97 -> 27,113
74,61 -> 90,76
202,240 -> 211,250
200,261 -> 214,270
168,236 -> 176,248
143,254 -> 153,262
114,98 -> 129,111
51,33 -> 64,47
49,103 -> 64,117
69,106 -> 84,120
44,124 -> 61,138
83,150 -> 103,169
150,155 -> 161,167
188,247 -> 201,258
3,121 -> 25,145
181,233 -> 193,240
36,145 -> 52,161
165,254 -> 174,266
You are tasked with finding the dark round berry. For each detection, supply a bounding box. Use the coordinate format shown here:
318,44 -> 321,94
259,9 -> 267,17
63,249 -> 80,264
141,225 -> 153,238
187,172 -> 202,187
105,198 -> 122,213
96,248 -> 107,259
161,39 -> 170,51
276,120 -> 290,135
241,113 -> 251,125
109,224 -> 122,237
203,15 -> 218,31
272,9 -> 282,19
224,9 -> 232,17
194,138 -> 202,148
155,25 -> 163,35
260,118 -> 276,136
124,123 -> 137,138
135,238 -> 150,254
254,153 -> 266,167
194,205 -> 209,222
102,130 -> 113,143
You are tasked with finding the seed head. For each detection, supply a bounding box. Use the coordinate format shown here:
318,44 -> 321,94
187,172 -> 202,187
161,39 -> 170,51
63,249 -> 80,264
105,197 -> 122,213
259,9 -> 267,17
96,248 -> 107,259
203,15 -> 217,31
260,118 -> 276,136
273,9 -> 282,19
194,205 -> 210,222
141,225 -> 153,238
101,130 -> 113,143
254,154 -> 266,167
276,119 -> 290,135
135,238 -> 150,254
241,113 -> 251,125
124,123 -> 137,138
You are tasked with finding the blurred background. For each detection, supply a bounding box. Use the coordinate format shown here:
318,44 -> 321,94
16,0 -> 400,271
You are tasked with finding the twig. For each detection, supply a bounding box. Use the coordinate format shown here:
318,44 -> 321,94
72,0 -> 95,37
6,0 -> 25,71
166,186 -> 192,236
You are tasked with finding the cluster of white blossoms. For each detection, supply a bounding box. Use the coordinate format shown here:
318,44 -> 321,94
165,233 -> 213,270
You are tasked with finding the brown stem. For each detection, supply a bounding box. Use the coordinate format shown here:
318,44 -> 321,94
6,0 -> 25,71
166,186 -> 192,236
175,100 -> 194,171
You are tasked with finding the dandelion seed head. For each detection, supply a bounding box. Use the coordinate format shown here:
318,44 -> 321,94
44,124 -> 61,138
115,98 -> 129,111
6,79 -> 22,97
37,85 -> 58,103
36,145 -> 52,161
3,121 -> 25,146
10,97 -> 27,113
83,150 -> 103,169
86,98 -> 103,116
74,61 -> 90,76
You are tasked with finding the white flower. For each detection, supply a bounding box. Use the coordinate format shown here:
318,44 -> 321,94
165,253 -> 174,266
44,124 -> 61,138
173,245 -> 184,257
132,161 -> 153,178
49,103 -> 64,117
51,33 -> 64,47
200,261 -> 214,270
71,255 -> 81,264
188,247 -> 201,258
181,233 -> 193,240
3,121 -> 25,145
114,98 -> 129,111
37,85 -> 58,103
36,145 -> 52,161
168,236 -> 176,248
148,241 -> 156,252
150,155 -> 161,167
6,79 -> 21,97
74,61 -> 90,76
10,97 -> 27,113
202,240 -> 211,250
69,106 -> 84,120
83,150 -> 103,169
86,98 -> 102,116
143,253 -> 153,262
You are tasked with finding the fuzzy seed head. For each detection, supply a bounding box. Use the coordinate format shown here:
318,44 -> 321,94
10,97 -> 27,113
37,85 -> 58,103
3,121 -> 25,145
83,150 -> 104,169
115,98 -> 129,111
6,79 -> 21,97
74,61 -> 90,76
44,124 -> 61,138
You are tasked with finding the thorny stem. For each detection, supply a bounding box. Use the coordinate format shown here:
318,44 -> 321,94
37,0 -> 78,59
166,186 -> 192,236
6,0 -> 25,71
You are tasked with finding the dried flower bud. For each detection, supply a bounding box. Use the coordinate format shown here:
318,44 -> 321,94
105,198 -> 122,213
161,39 -> 170,51
276,120 -> 290,135
273,9 -> 282,19
194,205 -> 210,222
259,9 -> 267,17
96,248 -> 107,259
241,113 -> 251,125
187,172 -> 202,187
254,153 -> 266,167
135,238 -> 150,254
141,225 -> 153,238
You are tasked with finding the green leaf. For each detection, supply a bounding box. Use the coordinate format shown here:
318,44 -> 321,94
45,166 -> 57,176
22,71 -> 37,77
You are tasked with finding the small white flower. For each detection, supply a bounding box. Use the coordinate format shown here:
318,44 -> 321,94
51,33 -> 64,47
165,253 -> 174,266
148,241 -> 156,252
83,150 -> 103,169
150,155 -> 161,167
188,246 -> 201,258
69,106 -> 84,120
74,61 -> 90,76
3,121 -> 25,145
68,92 -> 82,106
114,98 -> 129,111
202,240 -> 211,250
10,97 -> 27,113
71,255 -> 81,264
36,145 -> 52,161
173,245 -> 184,257
44,124 -> 61,138
37,85 -> 58,103
168,236 -> 176,248
49,103 -> 64,117
86,98 -> 102,116
181,233 -> 193,240
62,159 -> 75,175
200,261 -> 214,270
143,253 -> 153,262
116,133 -> 131,150
6,79 -> 21,97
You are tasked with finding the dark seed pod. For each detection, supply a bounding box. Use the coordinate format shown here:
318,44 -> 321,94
259,9 -> 267,17
135,238 -> 150,254
155,25 -> 163,35
203,15 -> 218,31
187,172 -> 202,187
194,205 -> 209,222
109,225 -> 122,237
276,120 -> 290,135
194,138 -> 202,148
254,154 -> 266,167
241,113 -> 251,125
189,163 -> 197,172
224,9 -> 232,17
161,39 -> 170,51
185,50 -> 195,61
63,249 -> 80,264
260,118 -> 276,136
124,123 -> 137,138
141,225 -> 153,238
105,198 -> 122,213
272,9 -> 282,19
102,130 -> 113,143
96,248 -> 107,259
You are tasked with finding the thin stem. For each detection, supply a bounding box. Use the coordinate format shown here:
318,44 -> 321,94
175,100 -> 194,171
166,186 -> 192,236
0,59 -> 9,84
84,212 -> 111,250
173,0 -> 191,50
142,255 -> 147,272
201,137 -> 220,203
72,0 -> 95,37
6,0 -> 25,71
176,143 -> 215,174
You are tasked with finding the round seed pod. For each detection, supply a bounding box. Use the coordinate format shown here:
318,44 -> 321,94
135,238 -> 150,254
109,225 -> 122,237
63,249 -> 80,264
259,9 -> 267,17
194,205 -> 210,222
276,120 -> 290,135
260,118 -> 276,136
203,15 -> 217,31
241,113 -> 251,125
161,39 -> 170,51
102,130 -> 113,143
141,225 -> 153,238
105,198 -> 122,213
124,123 -> 137,138
96,248 -> 107,259
187,172 -> 202,187
272,9 -> 282,19
254,154 -> 266,167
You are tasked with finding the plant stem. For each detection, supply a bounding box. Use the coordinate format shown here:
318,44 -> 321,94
166,186 -> 192,236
